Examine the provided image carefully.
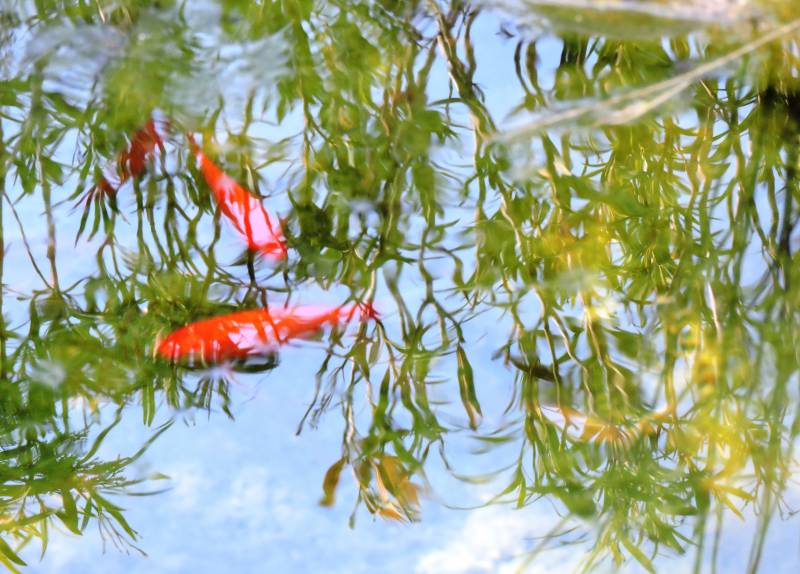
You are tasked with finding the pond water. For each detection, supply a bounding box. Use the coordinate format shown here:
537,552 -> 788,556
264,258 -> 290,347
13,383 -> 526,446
1,1 -> 799,572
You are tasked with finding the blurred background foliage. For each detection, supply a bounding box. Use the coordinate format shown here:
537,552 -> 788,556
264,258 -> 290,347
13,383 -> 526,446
0,0 -> 799,571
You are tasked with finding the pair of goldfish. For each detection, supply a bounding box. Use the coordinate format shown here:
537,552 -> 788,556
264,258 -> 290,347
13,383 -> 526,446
96,119 -> 375,366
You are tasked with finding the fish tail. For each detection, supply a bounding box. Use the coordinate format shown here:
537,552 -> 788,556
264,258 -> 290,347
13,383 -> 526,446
260,243 -> 288,261
336,303 -> 377,322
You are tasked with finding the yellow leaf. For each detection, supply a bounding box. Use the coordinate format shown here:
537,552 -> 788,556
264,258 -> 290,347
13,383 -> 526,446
377,504 -> 405,522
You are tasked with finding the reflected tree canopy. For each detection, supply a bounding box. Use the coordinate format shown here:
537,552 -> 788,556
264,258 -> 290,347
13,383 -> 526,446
0,0 -> 799,571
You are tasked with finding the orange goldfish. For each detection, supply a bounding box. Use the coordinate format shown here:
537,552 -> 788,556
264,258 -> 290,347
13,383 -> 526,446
157,303 -> 376,365
187,133 -> 287,261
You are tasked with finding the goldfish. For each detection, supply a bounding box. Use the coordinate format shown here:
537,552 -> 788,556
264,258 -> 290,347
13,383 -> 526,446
95,118 -> 166,197
157,303 -> 377,365
187,133 -> 287,261
75,118 -> 167,239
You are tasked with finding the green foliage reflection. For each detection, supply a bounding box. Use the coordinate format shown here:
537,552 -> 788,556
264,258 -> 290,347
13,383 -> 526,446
0,0 -> 799,572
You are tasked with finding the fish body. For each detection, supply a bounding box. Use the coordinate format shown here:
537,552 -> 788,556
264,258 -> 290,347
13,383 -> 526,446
187,134 -> 287,260
157,304 -> 376,365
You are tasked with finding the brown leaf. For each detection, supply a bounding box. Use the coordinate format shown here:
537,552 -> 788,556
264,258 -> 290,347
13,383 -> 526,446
320,457 -> 346,507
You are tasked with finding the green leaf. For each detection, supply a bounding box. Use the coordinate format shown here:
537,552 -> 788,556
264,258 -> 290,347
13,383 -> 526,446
456,345 -> 482,430
57,488 -> 82,535
0,536 -> 27,569
620,535 -> 656,574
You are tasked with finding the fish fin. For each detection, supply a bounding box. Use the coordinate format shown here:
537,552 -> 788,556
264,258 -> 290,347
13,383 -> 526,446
357,303 -> 379,320
232,352 -> 280,373
230,249 -> 252,267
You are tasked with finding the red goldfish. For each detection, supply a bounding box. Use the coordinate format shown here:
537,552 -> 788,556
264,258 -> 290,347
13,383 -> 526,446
94,119 -> 165,197
157,303 -> 377,365
187,133 -> 287,261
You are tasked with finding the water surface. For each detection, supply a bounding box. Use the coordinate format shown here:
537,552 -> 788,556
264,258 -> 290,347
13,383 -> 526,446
1,1 -> 799,572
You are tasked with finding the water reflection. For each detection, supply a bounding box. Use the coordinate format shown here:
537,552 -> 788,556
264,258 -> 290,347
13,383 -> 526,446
0,0 -> 799,572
